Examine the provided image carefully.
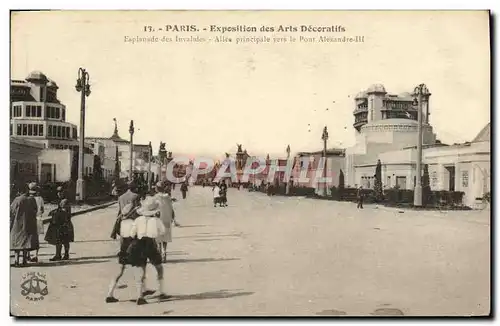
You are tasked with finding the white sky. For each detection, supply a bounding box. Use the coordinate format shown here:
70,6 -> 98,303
11,11 -> 490,160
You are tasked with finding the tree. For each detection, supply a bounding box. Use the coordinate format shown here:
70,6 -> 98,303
92,155 -> 104,182
374,159 -> 383,202
338,169 -> 345,200
113,146 -> 121,181
422,164 -> 431,206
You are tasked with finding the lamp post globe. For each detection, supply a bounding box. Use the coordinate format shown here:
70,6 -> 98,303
75,68 -> 90,202
413,83 -> 429,207
129,120 -> 135,181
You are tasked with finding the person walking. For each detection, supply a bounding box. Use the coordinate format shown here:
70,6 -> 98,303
111,181 -> 119,199
357,185 -> 364,209
105,198 -> 170,305
219,180 -> 228,207
212,183 -> 221,207
10,183 -> 39,266
45,187 -> 74,261
154,181 -> 177,262
32,185 -> 45,262
111,180 -> 140,240
180,182 -> 188,199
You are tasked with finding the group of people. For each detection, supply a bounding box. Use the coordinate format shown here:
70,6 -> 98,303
10,183 -> 73,266
107,180 -> 180,305
212,180 -> 228,207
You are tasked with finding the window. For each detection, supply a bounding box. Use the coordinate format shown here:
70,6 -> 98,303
28,124 -> 33,136
62,126 -> 66,139
55,107 -> 60,119
66,127 -> 70,139
431,171 -> 438,188
31,106 -> 37,117
39,125 -> 44,136
48,125 -> 52,137
73,128 -> 77,139
17,124 -> 21,135
10,124 -> 12,136
26,106 -> 31,117
462,171 -> 469,188
396,176 -> 407,189
22,124 -> 27,135
57,126 -> 62,138
62,108 -> 66,121
33,124 -> 38,136
37,106 -> 42,117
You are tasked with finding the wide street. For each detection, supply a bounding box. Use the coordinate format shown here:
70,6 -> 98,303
10,186 -> 490,316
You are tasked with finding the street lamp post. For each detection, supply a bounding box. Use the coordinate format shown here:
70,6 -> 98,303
75,68 -> 91,202
147,141 -> 152,191
285,144 -> 291,195
129,120 -> 134,181
413,83 -> 430,207
321,126 -> 329,197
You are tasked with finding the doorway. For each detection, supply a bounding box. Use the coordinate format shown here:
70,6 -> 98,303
446,166 -> 455,191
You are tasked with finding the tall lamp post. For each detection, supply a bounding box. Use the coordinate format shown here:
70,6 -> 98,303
321,126 -> 329,196
75,68 -> 91,202
129,120 -> 134,181
285,144 -> 291,195
147,141 -> 152,191
413,84 -> 430,207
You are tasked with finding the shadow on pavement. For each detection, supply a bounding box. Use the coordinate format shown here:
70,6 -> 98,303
157,289 -> 254,303
10,259 -> 110,268
195,239 -> 222,242
176,225 -> 209,228
70,254 -> 118,261
175,233 -> 243,239
72,239 -> 118,244
167,257 -> 240,264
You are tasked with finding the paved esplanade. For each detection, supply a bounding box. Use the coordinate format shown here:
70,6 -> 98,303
11,187 -> 490,316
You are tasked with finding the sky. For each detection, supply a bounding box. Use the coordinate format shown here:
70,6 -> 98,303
11,11 -> 490,160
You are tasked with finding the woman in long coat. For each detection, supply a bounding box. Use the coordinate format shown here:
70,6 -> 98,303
154,182 -> 176,263
10,184 -> 39,266
45,187 -> 74,261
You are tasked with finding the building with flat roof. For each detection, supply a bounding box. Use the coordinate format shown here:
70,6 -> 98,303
10,71 -> 82,150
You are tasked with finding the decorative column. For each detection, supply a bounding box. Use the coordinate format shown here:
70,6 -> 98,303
321,126 -> 329,196
412,84 -> 430,206
128,120 -> 134,180
75,67 -> 91,202
285,144 -> 291,195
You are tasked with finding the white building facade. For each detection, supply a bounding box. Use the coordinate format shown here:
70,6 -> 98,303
344,84 -> 490,207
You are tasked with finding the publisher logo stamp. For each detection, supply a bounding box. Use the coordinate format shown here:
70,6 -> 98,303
21,272 -> 48,301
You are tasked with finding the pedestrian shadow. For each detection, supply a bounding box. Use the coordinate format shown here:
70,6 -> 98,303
176,224 -> 209,228
195,238 -> 222,242
175,233 -> 243,239
69,254 -> 118,261
167,257 -> 239,264
10,259 -> 109,268
72,239 -> 118,244
157,289 -> 254,302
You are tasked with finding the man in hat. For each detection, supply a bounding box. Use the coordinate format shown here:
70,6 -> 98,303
357,185 -> 364,209
10,182 -> 39,266
111,180 -> 141,240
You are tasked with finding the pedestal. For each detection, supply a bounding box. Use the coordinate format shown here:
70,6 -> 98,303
76,178 -> 86,202
414,184 -> 422,206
